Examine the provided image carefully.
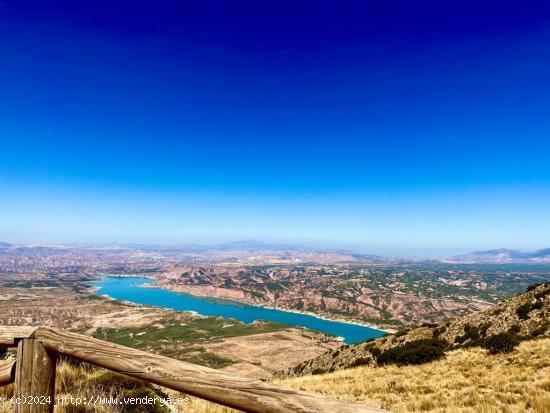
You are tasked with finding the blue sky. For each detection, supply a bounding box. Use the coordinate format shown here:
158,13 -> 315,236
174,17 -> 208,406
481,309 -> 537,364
1,1 -> 550,255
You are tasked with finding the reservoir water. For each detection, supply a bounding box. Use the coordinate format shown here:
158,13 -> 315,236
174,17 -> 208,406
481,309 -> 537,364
92,276 -> 386,344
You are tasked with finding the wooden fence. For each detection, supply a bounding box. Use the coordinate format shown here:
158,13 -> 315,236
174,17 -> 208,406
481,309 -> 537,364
0,326 -> 385,413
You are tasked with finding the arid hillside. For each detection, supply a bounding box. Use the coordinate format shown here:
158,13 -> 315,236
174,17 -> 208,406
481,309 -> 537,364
154,264 -> 547,329
275,338 -> 550,413
284,282 -> 550,377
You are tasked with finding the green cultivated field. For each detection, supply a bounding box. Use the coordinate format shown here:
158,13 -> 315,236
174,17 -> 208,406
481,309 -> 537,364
93,316 -> 287,368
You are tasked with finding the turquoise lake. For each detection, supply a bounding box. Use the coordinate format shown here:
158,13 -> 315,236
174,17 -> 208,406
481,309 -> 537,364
92,276 -> 386,344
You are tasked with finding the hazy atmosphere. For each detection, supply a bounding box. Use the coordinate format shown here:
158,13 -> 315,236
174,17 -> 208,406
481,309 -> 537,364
2,0 -> 550,252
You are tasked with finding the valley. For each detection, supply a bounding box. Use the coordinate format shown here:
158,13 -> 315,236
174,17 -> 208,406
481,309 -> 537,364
153,263 -> 549,329
0,282 -> 340,379
1,243 -> 549,412
1,242 -> 549,332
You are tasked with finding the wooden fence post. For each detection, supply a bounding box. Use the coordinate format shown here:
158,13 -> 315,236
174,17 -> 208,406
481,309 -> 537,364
14,339 -> 56,413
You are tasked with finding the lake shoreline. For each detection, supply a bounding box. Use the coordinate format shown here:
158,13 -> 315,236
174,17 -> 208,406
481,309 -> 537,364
90,275 -> 392,342
98,273 -> 395,334
136,278 -> 393,334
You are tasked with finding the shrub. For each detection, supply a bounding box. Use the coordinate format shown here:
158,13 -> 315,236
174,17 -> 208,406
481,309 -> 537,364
292,364 -> 305,374
368,347 -> 381,358
394,328 -> 409,338
517,301 -> 543,320
433,326 -> 447,337
516,303 -> 532,320
483,332 -> 520,354
376,338 -> 447,366
350,357 -> 371,367
527,283 -> 542,292
508,324 -> 521,334
455,322 -> 491,345
458,324 -> 479,342
479,322 -> 492,336
531,321 -> 550,337
534,287 -> 550,300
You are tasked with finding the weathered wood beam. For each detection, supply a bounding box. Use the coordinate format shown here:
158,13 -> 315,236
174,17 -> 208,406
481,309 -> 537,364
0,359 -> 15,386
0,327 -> 37,347
35,327 -> 386,413
14,339 -> 56,413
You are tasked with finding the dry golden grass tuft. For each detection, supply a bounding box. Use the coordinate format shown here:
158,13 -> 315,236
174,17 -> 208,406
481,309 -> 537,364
0,383 -> 13,413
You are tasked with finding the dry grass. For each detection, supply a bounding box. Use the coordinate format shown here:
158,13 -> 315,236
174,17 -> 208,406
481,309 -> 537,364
1,338 -> 548,412
0,383 -> 13,413
274,338 -> 550,413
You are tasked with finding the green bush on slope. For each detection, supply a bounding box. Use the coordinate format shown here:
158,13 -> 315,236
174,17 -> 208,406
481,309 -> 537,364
376,338 -> 447,366
483,332 -> 520,354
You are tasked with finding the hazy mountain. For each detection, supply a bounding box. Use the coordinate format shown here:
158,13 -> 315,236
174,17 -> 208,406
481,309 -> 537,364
530,248 -> 550,258
215,240 -> 313,251
0,241 -> 11,248
448,248 -> 550,263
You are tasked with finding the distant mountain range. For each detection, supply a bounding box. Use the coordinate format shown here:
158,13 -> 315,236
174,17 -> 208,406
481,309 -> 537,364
1,240 -> 549,264
447,248 -> 550,263
215,239 -> 313,251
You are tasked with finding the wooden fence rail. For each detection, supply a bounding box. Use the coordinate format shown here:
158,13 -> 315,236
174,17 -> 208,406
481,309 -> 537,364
0,326 -> 385,413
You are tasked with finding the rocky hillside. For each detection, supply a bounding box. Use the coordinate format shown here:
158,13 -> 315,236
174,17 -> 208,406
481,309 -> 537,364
284,282 -> 550,377
154,263 -> 533,329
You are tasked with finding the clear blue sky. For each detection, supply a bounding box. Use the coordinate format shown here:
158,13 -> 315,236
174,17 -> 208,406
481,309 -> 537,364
1,1 -> 549,255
